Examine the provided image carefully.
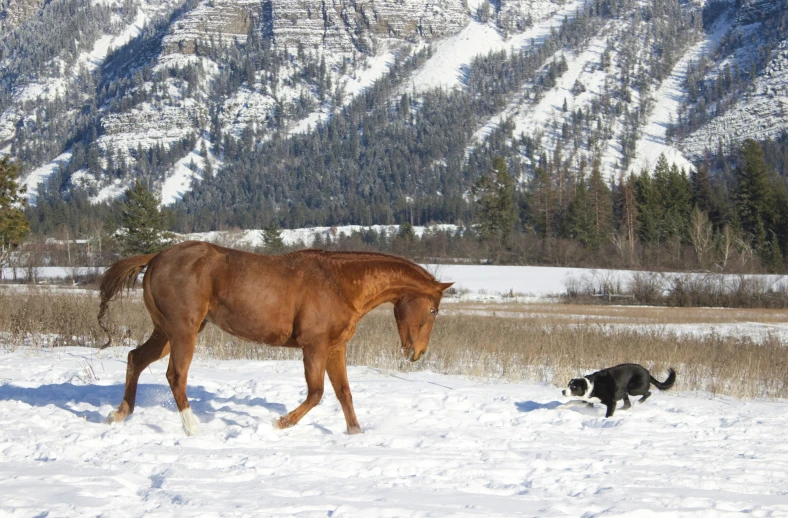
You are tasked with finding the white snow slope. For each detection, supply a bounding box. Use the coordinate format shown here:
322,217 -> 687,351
632,8 -> 737,175
1,346 -> 788,516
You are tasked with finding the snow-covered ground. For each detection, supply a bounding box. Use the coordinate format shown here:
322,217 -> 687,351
1,346 -> 787,516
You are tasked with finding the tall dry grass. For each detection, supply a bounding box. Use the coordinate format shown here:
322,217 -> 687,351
1,288 -> 786,399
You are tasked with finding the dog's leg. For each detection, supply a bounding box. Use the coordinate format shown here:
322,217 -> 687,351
639,391 -> 651,403
622,395 -> 632,410
605,402 -> 616,418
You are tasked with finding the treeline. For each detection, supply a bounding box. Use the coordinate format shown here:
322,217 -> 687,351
432,137 -> 786,272
24,136 -> 788,273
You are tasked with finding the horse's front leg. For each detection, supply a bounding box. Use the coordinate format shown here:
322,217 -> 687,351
274,343 -> 328,430
326,343 -> 362,434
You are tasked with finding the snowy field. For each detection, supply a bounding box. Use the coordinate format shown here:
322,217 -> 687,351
1,347 -> 788,516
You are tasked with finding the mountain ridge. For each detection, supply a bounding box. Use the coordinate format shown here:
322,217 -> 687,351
1,0 -> 786,227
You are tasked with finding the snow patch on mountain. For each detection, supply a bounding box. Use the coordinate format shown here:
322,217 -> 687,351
409,0 -> 583,94
633,8 -> 737,173
161,136 -> 213,205
22,152 -> 73,204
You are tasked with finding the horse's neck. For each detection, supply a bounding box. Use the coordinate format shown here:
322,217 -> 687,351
340,258 -> 429,313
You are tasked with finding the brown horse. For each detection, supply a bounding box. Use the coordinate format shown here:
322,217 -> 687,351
98,241 -> 453,436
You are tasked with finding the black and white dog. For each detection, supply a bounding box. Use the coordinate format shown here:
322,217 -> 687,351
562,363 -> 676,417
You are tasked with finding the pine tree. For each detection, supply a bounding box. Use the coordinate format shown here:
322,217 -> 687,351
690,162 -> 713,213
471,157 -> 517,243
618,173 -> 639,264
588,158 -> 612,244
635,168 -> 659,243
563,174 -> 594,246
262,221 -> 285,253
529,165 -> 554,237
660,163 -> 692,242
118,180 -> 173,256
397,221 -> 416,241
764,230 -> 784,272
734,139 -> 775,246
0,157 -> 30,270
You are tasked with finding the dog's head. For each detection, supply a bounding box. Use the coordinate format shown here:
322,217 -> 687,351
563,377 -> 593,399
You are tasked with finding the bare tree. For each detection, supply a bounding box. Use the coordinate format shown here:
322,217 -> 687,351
716,224 -> 734,271
689,207 -> 713,269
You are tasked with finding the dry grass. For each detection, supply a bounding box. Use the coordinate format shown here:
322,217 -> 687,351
1,287 -> 787,399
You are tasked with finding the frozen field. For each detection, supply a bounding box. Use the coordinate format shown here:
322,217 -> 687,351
1,347 -> 788,516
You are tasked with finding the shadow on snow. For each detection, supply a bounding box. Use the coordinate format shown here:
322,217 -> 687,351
0,382 -> 288,424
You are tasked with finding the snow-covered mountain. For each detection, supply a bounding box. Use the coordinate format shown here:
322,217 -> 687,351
1,0 -> 786,210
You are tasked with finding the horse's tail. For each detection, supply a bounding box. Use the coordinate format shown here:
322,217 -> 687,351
97,253 -> 159,349
650,368 -> 676,391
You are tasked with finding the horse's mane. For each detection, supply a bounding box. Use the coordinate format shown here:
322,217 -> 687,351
295,249 -> 437,283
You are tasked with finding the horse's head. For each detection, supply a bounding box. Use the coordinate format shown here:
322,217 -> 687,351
394,281 -> 454,362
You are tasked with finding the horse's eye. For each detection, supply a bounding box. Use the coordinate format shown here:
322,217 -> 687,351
430,308 -> 437,316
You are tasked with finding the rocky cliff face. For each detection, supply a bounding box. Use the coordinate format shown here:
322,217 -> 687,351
161,0 -> 468,56
162,0 -> 263,54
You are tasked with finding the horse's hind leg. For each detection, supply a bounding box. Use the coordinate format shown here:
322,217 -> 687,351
326,344 -> 362,434
166,329 -> 199,435
107,330 -> 169,425
275,344 -> 328,430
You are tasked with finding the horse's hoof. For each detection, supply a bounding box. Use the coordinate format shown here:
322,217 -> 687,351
180,408 -> 200,436
106,411 -> 118,425
348,427 -> 363,435
273,416 -> 293,429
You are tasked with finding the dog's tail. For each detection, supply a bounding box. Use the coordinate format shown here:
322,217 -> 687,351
97,252 -> 159,349
650,368 -> 676,391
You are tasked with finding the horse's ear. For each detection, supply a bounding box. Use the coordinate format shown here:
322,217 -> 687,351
437,282 -> 454,292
